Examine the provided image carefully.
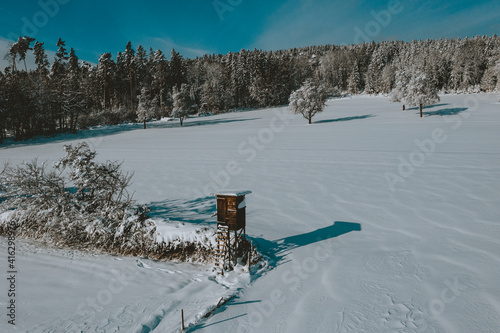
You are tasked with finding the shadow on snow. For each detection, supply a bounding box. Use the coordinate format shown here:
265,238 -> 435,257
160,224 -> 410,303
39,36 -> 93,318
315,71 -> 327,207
422,107 -> 468,117
150,117 -> 260,129
407,103 -> 450,110
189,221 -> 361,331
192,313 -> 248,330
249,221 -> 362,267
148,196 -> 216,225
314,114 -> 375,123
0,116 -> 259,149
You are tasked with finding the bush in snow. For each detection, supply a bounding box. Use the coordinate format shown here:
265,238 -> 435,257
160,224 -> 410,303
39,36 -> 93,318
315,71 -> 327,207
0,142 -> 146,246
289,79 -> 328,124
0,142 -> 218,262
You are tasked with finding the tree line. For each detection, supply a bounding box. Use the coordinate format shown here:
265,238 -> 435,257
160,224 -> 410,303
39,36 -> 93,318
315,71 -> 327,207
0,35 -> 499,142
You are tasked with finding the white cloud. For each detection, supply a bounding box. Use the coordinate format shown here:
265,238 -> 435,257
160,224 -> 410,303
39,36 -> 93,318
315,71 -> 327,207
248,0 -> 368,50
428,2 -> 500,38
150,37 -> 213,58
0,37 -> 15,71
248,0 -> 500,51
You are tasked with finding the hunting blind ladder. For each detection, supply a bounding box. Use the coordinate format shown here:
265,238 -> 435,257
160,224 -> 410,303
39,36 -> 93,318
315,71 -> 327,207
213,190 -> 251,274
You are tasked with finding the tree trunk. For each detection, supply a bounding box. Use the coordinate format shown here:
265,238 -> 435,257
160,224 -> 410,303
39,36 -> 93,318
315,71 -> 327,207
103,62 -> 108,110
159,62 -> 163,110
143,120 -> 146,129
23,59 -> 32,93
420,104 -> 423,118
403,104 -> 405,111
180,117 -> 183,127
69,112 -> 74,132
73,114 -> 79,132
129,68 -> 134,111
308,117 -> 312,124
11,54 -> 17,84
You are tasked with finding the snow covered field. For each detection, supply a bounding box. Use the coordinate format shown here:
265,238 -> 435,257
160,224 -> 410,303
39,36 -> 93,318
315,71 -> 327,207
1,93 -> 499,332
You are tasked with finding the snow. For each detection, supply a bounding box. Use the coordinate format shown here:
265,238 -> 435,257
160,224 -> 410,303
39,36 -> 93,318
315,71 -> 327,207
153,219 -> 217,248
1,93 -> 500,332
0,240 -> 233,332
214,190 -> 252,197
158,117 -> 174,122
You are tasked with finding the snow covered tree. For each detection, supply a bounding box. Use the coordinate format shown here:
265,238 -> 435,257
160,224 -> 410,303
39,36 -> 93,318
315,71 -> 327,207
134,45 -> 147,88
123,41 -> 136,111
54,142 -> 134,212
480,63 -> 498,91
64,48 -> 86,132
97,52 -> 114,110
289,79 -> 328,124
49,38 -> 70,132
390,70 -> 411,111
347,62 -> 361,95
497,62 -> 500,101
318,50 -> 348,91
201,62 -> 226,113
51,38 -> 68,77
172,83 -> 191,126
152,49 -> 166,110
168,49 -> 186,90
0,72 -> 7,142
136,87 -> 154,129
0,142 -> 151,251
404,71 -> 440,117
380,65 -> 395,94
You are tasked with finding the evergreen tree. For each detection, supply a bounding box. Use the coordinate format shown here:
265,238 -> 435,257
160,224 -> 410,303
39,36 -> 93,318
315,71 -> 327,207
135,45 -> 148,89
16,36 -> 35,91
123,41 -> 136,111
49,38 -> 70,132
201,62 -> 225,113
65,48 -> 85,131
0,72 -> 7,142
97,52 -> 115,110
152,49 -> 166,110
168,49 -> 186,90
33,41 -> 50,85
6,40 -> 19,83
348,62 -> 361,95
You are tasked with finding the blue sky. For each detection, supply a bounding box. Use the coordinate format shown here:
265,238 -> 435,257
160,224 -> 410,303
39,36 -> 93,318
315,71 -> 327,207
0,0 -> 499,65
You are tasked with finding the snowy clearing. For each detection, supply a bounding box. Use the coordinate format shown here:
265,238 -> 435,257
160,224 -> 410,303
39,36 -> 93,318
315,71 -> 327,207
1,93 -> 500,332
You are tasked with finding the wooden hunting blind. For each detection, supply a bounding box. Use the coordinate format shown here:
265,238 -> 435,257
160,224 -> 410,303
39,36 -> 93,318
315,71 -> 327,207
213,190 -> 251,273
